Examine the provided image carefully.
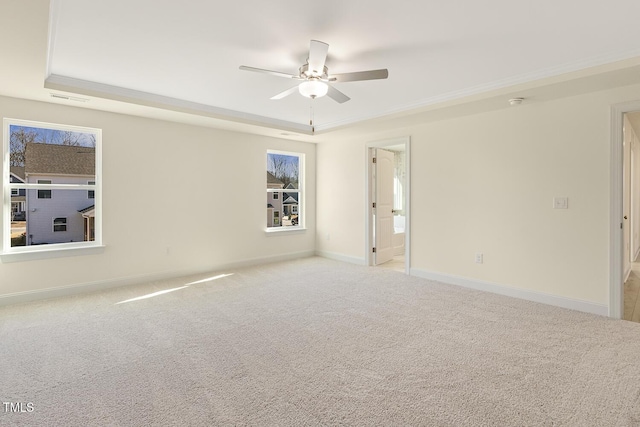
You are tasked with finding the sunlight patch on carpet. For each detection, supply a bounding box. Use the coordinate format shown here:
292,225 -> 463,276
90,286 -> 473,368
115,286 -> 190,304
115,273 -> 234,304
183,273 -> 233,286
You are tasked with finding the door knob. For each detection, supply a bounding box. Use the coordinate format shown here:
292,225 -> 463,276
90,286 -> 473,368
624,216 -> 628,219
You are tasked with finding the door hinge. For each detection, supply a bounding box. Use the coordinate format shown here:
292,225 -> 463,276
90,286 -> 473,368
373,157 -> 377,163
372,202 -> 376,208
372,247 -> 376,253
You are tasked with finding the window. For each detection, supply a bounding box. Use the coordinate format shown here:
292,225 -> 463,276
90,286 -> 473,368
37,180 -> 51,199
11,188 -> 18,196
53,217 -> 67,232
266,150 -> 303,230
3,118 -> 102,259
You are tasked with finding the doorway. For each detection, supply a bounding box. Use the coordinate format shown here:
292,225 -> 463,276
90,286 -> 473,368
611,103 -> 640,319
366,137 -> 411,274
622,112 -> 640,321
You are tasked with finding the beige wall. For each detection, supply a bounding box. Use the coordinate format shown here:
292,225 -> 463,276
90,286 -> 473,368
317,84 -> 640,307
0,95 -> 316,299
5,81 -> 640,310
316,139 -> 366,262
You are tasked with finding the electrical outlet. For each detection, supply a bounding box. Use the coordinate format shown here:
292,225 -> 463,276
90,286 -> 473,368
553,197 -> 568,209
475,253 -> 483,264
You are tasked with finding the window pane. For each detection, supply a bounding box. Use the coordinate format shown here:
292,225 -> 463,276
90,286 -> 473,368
37,180 -> 52,199
10,125 -> 96,181
5,119 -> 101,253
267,153 -> 299,189
20,189 -> 95,246
38,185 -> 52,199
53,217 -> 67,232
38,190 -> 52,199
267,152 -> 301,228
10,212 -> 27,247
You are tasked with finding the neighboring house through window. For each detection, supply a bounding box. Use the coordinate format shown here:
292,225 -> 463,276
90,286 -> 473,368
9,167 -> 26,213
267,171 -> 283,228
3,118 -> 101,256
266,150 -> 303,229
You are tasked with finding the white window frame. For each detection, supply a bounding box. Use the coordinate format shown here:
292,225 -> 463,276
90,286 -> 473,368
88,180 -> 95,199
2,118 -> 104,262
266,149 -> 305,233
53,217 -> 67,232
10,188 -> 18,196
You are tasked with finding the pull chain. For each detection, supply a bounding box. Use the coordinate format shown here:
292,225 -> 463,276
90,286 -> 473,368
310,104 -> 315,134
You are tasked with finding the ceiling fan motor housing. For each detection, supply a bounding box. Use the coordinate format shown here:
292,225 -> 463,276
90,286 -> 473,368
300,63 -> 329,80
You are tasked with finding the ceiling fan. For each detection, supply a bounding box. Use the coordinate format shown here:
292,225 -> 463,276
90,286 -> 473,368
239,40 -> 388,104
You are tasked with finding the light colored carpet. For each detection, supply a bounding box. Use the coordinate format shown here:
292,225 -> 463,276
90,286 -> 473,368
2,256 -> 640,426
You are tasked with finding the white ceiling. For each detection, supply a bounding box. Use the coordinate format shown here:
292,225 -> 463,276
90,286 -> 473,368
4,1 -> 640,141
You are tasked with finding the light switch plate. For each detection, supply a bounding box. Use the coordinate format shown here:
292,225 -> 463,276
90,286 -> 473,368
553,197 -> 568,209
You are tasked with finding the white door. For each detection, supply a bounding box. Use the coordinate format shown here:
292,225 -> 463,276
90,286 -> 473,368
375,148 -> 395,265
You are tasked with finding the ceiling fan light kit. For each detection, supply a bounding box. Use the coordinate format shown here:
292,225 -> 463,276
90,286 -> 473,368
240,40 -> 389,104
299,80 -> 328,99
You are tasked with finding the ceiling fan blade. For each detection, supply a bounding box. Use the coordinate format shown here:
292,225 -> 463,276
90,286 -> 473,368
270,86 -> 299,100
239,65 -> 299,79
326,85 -> 350,104
308,40 -> 329,75
329,69 -> 389,83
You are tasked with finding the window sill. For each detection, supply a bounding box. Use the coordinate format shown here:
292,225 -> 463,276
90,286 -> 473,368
0,244 -> 105,263
265,227 -> 307,235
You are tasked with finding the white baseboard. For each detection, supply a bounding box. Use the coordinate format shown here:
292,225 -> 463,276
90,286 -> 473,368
0,268 -> 198,307
410,268 -> 609,317
316,250 -> 367,266
217,250 -> 316,270
0,250 -> 315,307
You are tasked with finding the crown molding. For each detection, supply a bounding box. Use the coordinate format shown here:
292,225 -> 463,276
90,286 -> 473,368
44,74 -> 314,135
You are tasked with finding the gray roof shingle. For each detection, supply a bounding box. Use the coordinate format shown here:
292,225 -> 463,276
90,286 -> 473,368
267,171 -> 283,186
24,143 -> 95,176
10,166 -> 25,180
